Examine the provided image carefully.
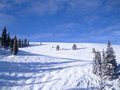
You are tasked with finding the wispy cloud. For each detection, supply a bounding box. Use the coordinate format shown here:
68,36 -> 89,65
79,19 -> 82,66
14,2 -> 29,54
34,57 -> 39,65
68,0 -> 102,11
49,22 -> 80,33
0,13 -> 16,27
79,22 -> 120,42
29,0 -> 64,15
26,33 -> 69,41
29,0 -> 103,15
0,3 -> 5,11
0,0 -> 118,16
0,0 -> 120,16
105,0 -> 120,11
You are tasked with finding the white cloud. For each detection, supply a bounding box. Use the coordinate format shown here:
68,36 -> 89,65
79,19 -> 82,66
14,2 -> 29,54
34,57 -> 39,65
0,0 -> 109,16
68,0 -> 101,10
29,0 -> 64,15
26,32 -> 68,41
0,0 -> 119,16
81,22 -> 120,37
27,0 -> 103,15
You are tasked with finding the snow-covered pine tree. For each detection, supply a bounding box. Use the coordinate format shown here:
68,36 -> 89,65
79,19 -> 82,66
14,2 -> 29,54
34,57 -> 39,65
93,50 -> 102,76
72,44 -> 77,50
56,45 -> 60,51
40,42 -> 42,45
102,41 -> 117,79
13,36 -> 18,55
93,49 -> 97,74
92,48 -> 96,53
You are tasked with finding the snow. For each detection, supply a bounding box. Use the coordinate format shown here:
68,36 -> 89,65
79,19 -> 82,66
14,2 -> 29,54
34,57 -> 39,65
0,42 -> 120,90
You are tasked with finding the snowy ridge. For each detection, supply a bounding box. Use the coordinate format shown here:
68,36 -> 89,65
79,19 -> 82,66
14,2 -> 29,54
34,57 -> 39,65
0,42 -> 120,90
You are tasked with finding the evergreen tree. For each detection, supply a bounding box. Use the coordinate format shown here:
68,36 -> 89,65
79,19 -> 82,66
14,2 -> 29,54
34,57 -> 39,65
56,45 -> 60,51
10,39 -> 14,54
27,41 -> 29,46
1,27 -> 7,48
18,39 -> 22,48
24,39 -> 27,47
40,42 -> 42,45
102,41 -> 117,79
13,36 -> 18,55
92,48 -> 96,53
22,40 -> 24,47
0,37 -> 1,46
6,32 -> 11,48
72,44 -> 77,50
93,51 -> 102,76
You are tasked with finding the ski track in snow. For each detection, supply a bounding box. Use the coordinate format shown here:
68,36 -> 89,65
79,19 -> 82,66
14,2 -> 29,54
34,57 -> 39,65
0,42 -> 120,90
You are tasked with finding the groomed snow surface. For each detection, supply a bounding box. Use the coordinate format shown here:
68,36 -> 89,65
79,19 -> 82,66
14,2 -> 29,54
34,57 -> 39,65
0,42 -> 120,90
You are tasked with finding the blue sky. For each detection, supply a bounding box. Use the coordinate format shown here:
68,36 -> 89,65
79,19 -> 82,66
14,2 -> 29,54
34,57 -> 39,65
0,0 -> 120,43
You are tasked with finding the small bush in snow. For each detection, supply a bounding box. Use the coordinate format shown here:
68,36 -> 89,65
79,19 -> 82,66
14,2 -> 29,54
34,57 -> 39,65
56,45 -> 60,51
72,44 -> 77,50
40,42 -> 42,45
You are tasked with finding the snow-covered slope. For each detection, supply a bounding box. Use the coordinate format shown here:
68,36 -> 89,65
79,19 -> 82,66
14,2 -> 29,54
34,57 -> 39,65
0,42 -> 120,90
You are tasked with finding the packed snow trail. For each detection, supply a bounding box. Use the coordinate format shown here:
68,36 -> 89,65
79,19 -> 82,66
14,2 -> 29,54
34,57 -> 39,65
0,42 -> 120,90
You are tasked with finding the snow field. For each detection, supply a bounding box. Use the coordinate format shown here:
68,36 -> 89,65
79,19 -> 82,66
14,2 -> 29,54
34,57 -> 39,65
0,42 -> 120,90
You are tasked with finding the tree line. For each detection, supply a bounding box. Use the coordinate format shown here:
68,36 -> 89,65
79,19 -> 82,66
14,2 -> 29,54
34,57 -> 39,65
0,27 -> 29,55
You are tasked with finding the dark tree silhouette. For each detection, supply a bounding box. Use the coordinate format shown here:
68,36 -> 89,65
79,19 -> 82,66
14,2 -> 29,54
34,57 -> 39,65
1,27 -> 7,48
13,36 -> 18,55
56,45 -> 60,51
72,44 -> 77,50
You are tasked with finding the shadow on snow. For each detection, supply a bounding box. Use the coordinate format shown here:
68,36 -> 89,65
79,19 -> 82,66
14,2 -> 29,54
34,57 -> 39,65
0,60 -> 83,86
0,49 -> 92,87
18,50 -> 92,63
116,64 -> 120,77
28,43 -> 47,47
66,87 -> 99,90
18,50 -> 41,56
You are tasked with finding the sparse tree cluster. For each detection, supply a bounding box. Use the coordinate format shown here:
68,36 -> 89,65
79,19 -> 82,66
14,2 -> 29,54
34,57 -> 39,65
0,27 -> 19,55
93,41 -> 117,80
0,26 -> 29,55
18,39 -> 29,48
55,44 -> 77,51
